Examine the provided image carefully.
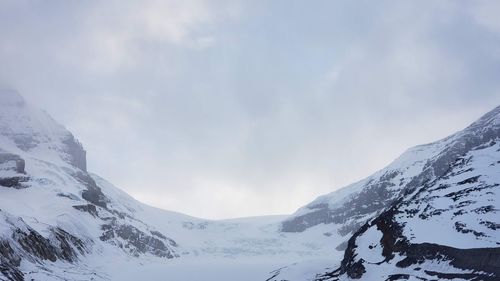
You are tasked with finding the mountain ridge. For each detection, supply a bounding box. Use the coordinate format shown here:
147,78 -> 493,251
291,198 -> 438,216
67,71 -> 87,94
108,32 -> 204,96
272,105 -> 500,280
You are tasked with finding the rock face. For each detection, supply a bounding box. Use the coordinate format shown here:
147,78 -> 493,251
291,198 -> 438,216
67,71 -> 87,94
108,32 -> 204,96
0,152 -> 28,188
0,210 -> 89,281
100,220 -> 178,259
281,170 -> 400,234
0,153 -> 25,174
63,135 -> 87,172
0,91 -> 179,280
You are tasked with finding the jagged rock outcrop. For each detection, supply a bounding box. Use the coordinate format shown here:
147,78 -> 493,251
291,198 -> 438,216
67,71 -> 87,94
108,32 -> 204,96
63,135 -> 87,172
100,219 -> 178,258
0,153 -> 25,174
0,152 -> 28,188
0,210 -> 89,281
74,171 -> 108,209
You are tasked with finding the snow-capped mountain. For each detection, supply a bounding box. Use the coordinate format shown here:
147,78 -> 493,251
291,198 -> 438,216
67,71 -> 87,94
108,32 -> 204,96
0,90 -> 182,280
1,90 -> 499,280
271,107 -> 500,280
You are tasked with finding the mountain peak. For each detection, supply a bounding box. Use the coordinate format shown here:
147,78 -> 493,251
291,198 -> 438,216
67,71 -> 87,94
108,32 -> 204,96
0,90 -> 87,171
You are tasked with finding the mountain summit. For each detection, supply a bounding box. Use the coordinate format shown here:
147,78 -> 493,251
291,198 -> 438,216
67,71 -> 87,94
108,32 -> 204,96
0,89 -> 86,171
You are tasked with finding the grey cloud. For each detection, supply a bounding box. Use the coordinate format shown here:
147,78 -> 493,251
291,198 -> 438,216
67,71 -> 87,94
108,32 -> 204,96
1,0 -> 499,219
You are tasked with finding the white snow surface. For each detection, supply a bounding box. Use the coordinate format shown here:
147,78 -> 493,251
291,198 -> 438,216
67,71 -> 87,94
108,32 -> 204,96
397,141 -> 500,248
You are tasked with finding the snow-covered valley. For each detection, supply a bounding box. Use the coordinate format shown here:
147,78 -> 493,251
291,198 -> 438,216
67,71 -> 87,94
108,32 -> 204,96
1,89 -> 499,280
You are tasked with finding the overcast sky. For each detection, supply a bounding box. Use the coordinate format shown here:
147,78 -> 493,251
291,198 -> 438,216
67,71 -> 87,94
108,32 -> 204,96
1,1 -> 500,219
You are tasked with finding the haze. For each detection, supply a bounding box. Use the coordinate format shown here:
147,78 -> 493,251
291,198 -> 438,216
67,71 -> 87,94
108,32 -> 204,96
1,0 -> 500,219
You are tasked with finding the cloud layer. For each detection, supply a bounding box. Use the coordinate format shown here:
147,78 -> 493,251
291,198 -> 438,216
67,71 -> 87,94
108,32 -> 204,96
1,0 -> 500,219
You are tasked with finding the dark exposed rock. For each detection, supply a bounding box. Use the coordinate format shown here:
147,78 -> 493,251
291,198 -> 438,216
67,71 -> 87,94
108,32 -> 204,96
346,259 -> 366,279
0,153 -> 28,189
424,270 -> 498,281
0,176 -> 29,189
0,154 -> 25,174
444,183 -> 497,201
0,212 -> 89,281
0,241 -> 21,268
100,221 -> 177,258
454,222 -> 486,237
0,265 -> 24,281
473,205 -> 496,214
151,230 -> 167,240
57,192 -> 80,200
319,205 -> 500,280
62,135 -> 87,172
399,243 -> 500,275
73,204 -> 99,217
11,226 -> 87,264
265,268 -> 284,281
480,221 -> 500,230
13,228 -> 57,262
51,228 -> 87,262
74,171 -> 108,209
457,175 -> 481,185
282,171 -> 399,233
0,241 -> 24,281
385,274 -> 411,281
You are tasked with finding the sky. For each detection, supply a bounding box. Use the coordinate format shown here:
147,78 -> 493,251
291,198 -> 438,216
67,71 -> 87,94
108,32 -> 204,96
1,0 -> 500,219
